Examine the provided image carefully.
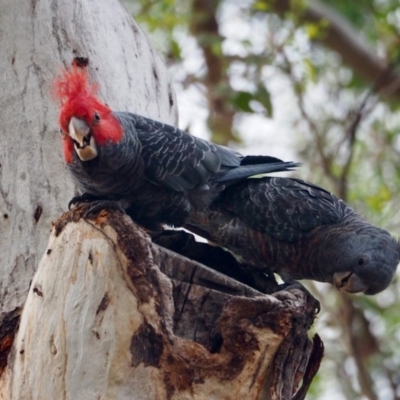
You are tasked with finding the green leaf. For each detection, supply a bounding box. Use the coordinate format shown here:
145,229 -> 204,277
304,58 -> 317,82
170,38 -> 182,60
253,86 -> 273,117
253,1 -> 270,11
231,87 -> 273,117
231,91 -> 254,113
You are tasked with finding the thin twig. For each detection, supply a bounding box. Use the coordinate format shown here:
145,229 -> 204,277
338,62 -> 400,200
278,48 -> 340,190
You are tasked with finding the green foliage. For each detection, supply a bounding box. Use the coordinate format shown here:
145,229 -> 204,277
130,0 -> 190,57
231,87 -> 273,116
134,0 -> 188,32
253,0 -> 270,12
303,58 -> 318,82
320,0 -> 400,54
170,38 -> 182,60
321,0 -> 375,28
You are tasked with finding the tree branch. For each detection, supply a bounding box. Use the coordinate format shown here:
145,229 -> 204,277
189,0 -> 237,144
269,0 -> 400,99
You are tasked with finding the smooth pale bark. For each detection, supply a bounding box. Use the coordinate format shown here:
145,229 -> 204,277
0,0 -> 177,319
0,209 -> 322,400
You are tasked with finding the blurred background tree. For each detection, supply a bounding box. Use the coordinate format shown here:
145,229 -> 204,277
123,0 -> 400,398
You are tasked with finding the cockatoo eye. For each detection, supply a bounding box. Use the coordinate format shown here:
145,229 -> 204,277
59,127 -> 68,137
94,112 -> 101,123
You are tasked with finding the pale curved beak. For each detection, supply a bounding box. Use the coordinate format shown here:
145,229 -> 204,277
333,271 -> 368,294
68,117 -> 98,161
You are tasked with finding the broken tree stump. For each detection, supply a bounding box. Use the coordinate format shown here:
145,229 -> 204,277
0,208 -> 323,400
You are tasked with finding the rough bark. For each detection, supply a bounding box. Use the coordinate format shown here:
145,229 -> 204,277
0,208 -> 322,400
0,0 -> 177,327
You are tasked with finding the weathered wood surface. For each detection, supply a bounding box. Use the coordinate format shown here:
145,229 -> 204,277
0,208 -> 322,400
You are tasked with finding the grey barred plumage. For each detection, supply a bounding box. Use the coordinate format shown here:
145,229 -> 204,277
57,66 -> 398,295
56,66 -> 298,229
185,177 -> 400,295
66,111 -> 298,229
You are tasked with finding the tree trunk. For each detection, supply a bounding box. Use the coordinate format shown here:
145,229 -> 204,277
0,208 -> 322,400
0,0 -> 176,349
0,1 -> 323,398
